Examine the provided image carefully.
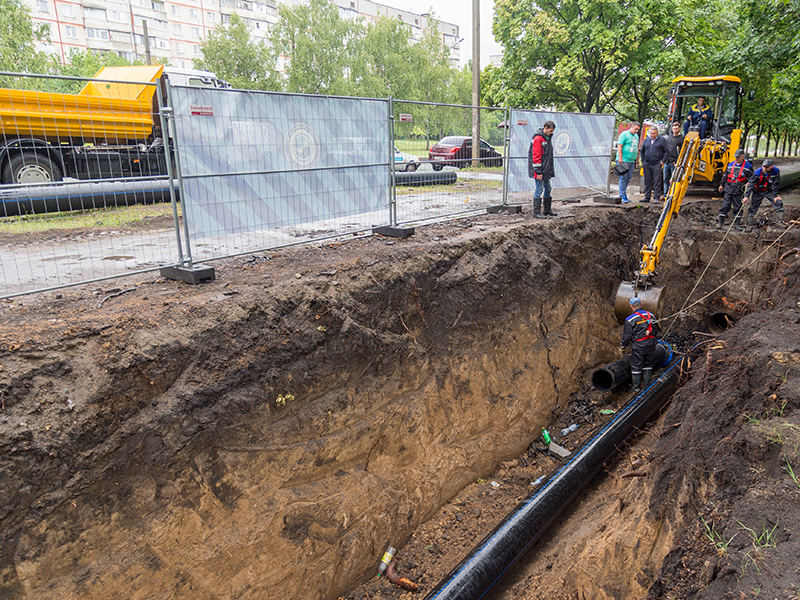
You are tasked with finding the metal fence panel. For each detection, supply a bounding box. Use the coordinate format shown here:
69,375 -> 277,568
0,71 -> 181,298
169,87 -> 390,256
392,101 -> 508,225
507,110 -> 616,198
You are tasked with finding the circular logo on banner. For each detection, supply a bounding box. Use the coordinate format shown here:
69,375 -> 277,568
553,129 -> 572,156
285,123 -> 320,169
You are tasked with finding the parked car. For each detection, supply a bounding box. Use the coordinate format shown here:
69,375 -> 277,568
428,136 -> 503,170
394,146 -> 420,171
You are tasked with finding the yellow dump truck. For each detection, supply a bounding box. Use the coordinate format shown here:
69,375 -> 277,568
0,65 -> 227,185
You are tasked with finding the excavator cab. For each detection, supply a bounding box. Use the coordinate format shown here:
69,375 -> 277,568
667,76 -> 744,184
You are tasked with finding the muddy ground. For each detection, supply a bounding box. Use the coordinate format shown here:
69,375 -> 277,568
1,195 -> 799,600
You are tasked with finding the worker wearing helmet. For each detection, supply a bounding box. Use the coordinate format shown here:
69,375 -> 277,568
745,158 -> 783,227
621,297 -> 660,392
717,149 -> 753,231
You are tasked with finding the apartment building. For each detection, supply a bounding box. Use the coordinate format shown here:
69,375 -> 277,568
25,0 -> 459,70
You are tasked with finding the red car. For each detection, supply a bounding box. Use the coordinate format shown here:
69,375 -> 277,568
428,136 -> 503,170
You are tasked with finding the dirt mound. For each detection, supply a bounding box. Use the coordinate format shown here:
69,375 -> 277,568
1,201 -> 799,600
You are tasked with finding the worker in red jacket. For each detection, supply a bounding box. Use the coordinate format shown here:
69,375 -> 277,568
717,149 -> 753,231
745,159 -> 783,227
621,297 -> 660,392
528,120 -> 556,219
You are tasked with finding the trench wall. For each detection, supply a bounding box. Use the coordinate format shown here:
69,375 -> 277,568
0,205 -> 786,600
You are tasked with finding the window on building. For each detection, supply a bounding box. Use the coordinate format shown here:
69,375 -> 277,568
220,0 -> 231,6
255,2 -> 265,13
175,41 -> 184,53
60,4 -> 74,17
266,5 -> 276,16
64,25 -> 78,38
194,45 -> 202,55
107,10 -> 126,22
171,4 -> 180,16
206,11 -> 215,22
84,6 -> 105,18
117,51 -> 135,61
151,0 -> 165,11
236,0 -> 253,9
191,26 -> 201,37
86,28 -> 110,40
189,8 -> 199,19
221,14 -> 230,23
155,37 -> 169,49
173,23 -> 182,34
37,0 -> 48,13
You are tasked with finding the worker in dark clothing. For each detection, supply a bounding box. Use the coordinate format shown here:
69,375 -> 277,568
641,125 -> 668,202
717,149 -> 753,231
683,96 -> 713,138
745,158 -> 783,227
663,121 -> 685,197
621,297 -> 659,392
528,120 -> 557,219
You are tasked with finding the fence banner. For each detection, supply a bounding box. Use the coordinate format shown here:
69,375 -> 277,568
170,87 -> 389,238
507,110 -> 615,191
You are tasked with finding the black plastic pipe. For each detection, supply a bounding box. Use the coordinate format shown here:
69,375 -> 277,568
707,312 -> 736,334
591,340 -> 673,392
0,178 -> 177,217
422,351 -> 693,600
394,170 -> 457,187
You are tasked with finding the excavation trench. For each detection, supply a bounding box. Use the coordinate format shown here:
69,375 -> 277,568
0,202 -> 794,600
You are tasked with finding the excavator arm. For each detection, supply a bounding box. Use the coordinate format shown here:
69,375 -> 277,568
614,131 -> 727,322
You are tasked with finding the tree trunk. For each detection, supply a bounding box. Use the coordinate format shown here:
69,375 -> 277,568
765,128 -> 772,158
780,132 -> 787,157
753,123 -> 763,157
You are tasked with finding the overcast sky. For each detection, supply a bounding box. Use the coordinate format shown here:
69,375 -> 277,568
403,0 -> 503,68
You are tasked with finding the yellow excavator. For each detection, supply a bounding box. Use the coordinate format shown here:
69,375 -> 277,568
614,75 -> 745,321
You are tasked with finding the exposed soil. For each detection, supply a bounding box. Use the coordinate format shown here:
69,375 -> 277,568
1,198 -> 799,600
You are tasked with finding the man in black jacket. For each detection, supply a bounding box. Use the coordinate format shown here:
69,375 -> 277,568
662,122 -> 685,197
641,125 -> 668,203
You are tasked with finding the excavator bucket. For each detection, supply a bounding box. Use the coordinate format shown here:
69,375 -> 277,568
615,282 -> 666,323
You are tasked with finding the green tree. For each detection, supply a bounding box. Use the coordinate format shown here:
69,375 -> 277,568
0,0 -> 49,83
353,17 -> 416,99
196,13 -> 279,90
491,0 -> 682,114
270,0 -> 360,95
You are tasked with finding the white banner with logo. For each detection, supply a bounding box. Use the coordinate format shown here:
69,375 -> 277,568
508,110 -> 616,191
170,87 -> 389,238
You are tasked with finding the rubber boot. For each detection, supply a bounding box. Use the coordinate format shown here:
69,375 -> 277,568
746,215 -> 755,230
533,197 -> 546,219
733,216 -> 742,231
543,197 -> 558,217
775,209 -> 785,226
642,368 -> 653,387
630,372 -> 642,392
716,215 -> 725,230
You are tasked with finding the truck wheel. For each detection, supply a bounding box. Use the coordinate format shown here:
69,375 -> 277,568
432,163 -> 443,172
4,153 -> 63,185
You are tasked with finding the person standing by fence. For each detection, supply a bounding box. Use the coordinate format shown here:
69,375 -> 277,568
663,121 -> 685,197
616,122 -> 640,204
528,120 -> 557,219
641,125 -> 668,203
